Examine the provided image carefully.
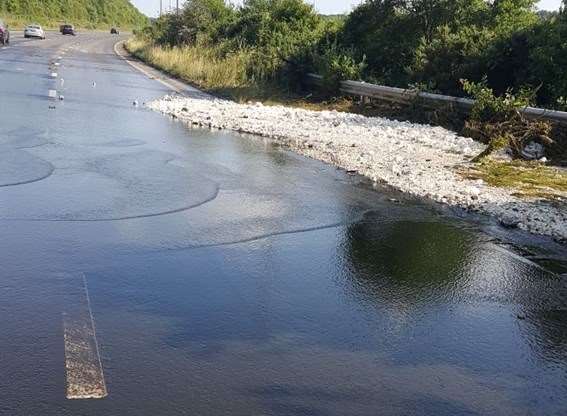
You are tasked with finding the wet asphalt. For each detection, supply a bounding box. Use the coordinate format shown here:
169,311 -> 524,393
1,32 -> 567,416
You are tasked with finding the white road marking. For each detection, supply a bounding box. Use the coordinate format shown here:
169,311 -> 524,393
113,41 -> 184,94
61,273 -> 107,399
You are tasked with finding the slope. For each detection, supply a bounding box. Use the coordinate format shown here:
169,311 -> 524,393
0,0 -> 147,28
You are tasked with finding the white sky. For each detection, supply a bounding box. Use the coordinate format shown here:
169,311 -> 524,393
133,0 -> 562,17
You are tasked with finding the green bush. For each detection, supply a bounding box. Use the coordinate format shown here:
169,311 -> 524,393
340,0 -> 420,86
178,0 -> 235,45
462,79 -> 534,122
411,25 -> 494,96
230,0 -> 325,85
314,42 -> 366,95
523,15 -> 567,108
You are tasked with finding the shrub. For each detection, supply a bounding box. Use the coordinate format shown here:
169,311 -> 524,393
340,0 -> 420,86
411,25 -> 494,95
461,79 -> 553,160
178,0 -> 235,45
314,43 -> 366,95
462,79 -> 534,122
230,0 -> 325,86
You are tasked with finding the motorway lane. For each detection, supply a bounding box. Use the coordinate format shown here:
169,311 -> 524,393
1,33 -> 567,415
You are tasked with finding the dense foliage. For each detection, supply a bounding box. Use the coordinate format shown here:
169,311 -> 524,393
342,0 -> 567,108
142,0 -> 332,88
140,0 -> 567,109
0,0 -> 147,27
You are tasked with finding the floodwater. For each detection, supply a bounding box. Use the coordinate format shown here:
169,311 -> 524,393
0,33 -> 566,415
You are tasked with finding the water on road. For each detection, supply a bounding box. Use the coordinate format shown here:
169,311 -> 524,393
1,32 -> 566,416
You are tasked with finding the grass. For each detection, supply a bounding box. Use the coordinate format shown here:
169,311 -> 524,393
125,38 -> 363,110
126,38 -> 251,92
462,160 -> 567,200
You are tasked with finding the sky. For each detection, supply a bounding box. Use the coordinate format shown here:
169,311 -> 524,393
133,0 -> 563,18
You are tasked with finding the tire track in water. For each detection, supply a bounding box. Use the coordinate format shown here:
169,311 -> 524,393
0,183 -> 220,222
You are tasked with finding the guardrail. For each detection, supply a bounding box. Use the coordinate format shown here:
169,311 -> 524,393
306,74 -> 567,124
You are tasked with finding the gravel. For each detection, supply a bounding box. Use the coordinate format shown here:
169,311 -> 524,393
148,94 -> 567,242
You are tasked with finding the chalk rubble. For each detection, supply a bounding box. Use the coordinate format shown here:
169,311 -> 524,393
148,94 -> 567,242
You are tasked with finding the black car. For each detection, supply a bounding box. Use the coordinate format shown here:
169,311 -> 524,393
61,24 -> 76,36
0,19 -> 10,45
110,27 -> 119,35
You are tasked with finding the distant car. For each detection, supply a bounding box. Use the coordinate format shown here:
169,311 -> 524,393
110,27 -> 119,35
24,24 -> 45,39
61,25 -> 76,36
0,19 -> 10,45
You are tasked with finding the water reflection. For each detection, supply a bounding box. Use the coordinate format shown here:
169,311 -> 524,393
339,218 -> 567,388
340,220 -> 474,306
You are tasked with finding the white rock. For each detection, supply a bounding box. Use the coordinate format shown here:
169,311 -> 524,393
146,94 -> 567,241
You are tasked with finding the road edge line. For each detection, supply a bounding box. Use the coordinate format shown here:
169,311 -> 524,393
113,40 -> 186,95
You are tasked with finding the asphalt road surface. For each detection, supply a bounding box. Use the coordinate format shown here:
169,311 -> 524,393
1,32 -> 567,416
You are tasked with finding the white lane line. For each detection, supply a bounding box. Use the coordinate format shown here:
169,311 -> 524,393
61,273 -> 108,399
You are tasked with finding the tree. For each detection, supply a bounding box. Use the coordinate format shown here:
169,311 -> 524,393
340,0 -> 416,85
179,0 -> 234,45
490,0 -> 538,34
229,0 -> 324,82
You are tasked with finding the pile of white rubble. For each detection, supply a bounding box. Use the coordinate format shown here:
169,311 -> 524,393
148,95 -> 567,241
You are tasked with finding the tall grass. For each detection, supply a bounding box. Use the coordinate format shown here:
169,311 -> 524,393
126,38 -> 251,91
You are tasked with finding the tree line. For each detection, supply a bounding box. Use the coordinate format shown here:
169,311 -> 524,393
0,0 -> 147,27
143,0 -> 566,110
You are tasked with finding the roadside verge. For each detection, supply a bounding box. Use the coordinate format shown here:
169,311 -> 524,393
113,40 -> 210,98
115,40 -> 567,243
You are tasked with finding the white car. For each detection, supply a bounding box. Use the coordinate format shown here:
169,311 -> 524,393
24,24 -> 45,39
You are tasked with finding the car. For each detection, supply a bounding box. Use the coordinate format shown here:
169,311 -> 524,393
0,19 -> 10,45
110,27 -> 119,35
61,24 -> 76,36
24,24 -> 45,39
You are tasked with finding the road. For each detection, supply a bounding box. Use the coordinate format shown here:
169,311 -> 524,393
1,32 -> 567,415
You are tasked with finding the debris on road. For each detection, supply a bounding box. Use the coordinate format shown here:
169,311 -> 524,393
149,95 -> 567,241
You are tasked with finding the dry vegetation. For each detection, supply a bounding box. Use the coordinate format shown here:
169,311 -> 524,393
126,38 -> 250,92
